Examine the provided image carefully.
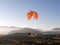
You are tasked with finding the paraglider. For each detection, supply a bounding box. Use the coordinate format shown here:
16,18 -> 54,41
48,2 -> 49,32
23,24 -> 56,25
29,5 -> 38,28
27,11 -> 38,20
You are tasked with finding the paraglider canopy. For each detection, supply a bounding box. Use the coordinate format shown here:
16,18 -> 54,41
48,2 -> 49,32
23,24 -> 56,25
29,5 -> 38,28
27,11 -> 38,20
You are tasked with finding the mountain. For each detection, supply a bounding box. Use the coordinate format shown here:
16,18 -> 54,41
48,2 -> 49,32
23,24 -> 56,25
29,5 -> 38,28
53,28 -> 60,30
0,26 -> 21,34
0,28 -> 42,42
43,28 -> 60,35
9,28 -> 42,34
0,26 -> 43,35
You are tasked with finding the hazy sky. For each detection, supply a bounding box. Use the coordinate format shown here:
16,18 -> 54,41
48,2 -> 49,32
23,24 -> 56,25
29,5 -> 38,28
0,0 -> 60,30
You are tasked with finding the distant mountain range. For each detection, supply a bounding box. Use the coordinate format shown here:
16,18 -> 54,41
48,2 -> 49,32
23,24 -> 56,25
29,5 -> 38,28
43,28 -> 60,35
0,26 -> 21,34
0,27 -> 60,45
0,26 -> 60,35
0,26 -> 60,44
9,28 -> 42,34
53,28 -> 60,30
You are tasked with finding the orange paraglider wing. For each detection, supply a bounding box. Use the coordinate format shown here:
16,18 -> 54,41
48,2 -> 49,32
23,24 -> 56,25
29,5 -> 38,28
27,13 -> 32,20
33,12 -> 38,20
27,11 -> 38,20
